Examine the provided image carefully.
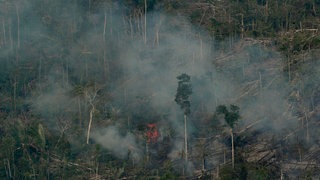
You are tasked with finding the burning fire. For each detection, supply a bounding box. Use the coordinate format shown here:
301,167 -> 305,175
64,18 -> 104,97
146,123 -> 159,143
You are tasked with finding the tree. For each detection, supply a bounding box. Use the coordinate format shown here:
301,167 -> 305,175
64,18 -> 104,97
175,73 -> 192,162
72,83 -> 101,144
216,104 -> 240,169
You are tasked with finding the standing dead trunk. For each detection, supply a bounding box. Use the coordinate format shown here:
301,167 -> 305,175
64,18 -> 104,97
184,114 -> 188,162
202,155 -> 205,171
154,28 -> 159,46
86,105 -> 95,144
103,12 -> 108,79
9,18 -> 13,51
129,15 -> 133,39
4,159 -> 12,179
199,34 -> 203,60
313,1 -> 317,15
78,97 -> 82,127
265,0 -> 269,16
241,13 -> 244,39
305,110 -> 309,142
12,76 -> 17,113
224,148 -> 226,164
146,141 -> 149,161
2,17 -> 6,46
15,4 -> 20,49
259,71 -> 262,91
288,56 -> 291,82
85,86 -> 99,144
144,0 -> 147,45
230,128 -> 235,169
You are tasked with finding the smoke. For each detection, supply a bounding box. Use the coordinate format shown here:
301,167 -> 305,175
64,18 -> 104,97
92,126 -> 142,160
8,0 -> 304,167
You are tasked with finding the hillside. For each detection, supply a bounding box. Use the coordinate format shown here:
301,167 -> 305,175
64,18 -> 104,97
0,0 -> 320,179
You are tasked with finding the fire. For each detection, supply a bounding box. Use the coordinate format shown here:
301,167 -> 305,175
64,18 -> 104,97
146,123 -> 159,143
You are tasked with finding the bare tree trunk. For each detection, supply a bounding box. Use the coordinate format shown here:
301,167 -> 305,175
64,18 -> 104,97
146,141 -> 149,161
202,155 -> 205,171
154,28 -> 159,46
13,76 -> 17,113
241,14 -> 244,39
129,15 -> 133,39
298,147 -> 302,162
265,0 -> 269,16
199,34 -> 203,60
259,71 -> 262,91
86,105 -> 94,144
5,159 -> 12,179
224,148 -> 226,164
216,165 -> 220,179
88,0 -> 91,12
230,128 -> 234,169
313,0 -> 317,15
76,98 -> 81,128
109,7 -> 113,35
4,160 -> 8,178
66,59 -> 69,85
144,0 -> 147,45
127,116 -> 130,130
38,58 -> 43,94
288,56 -> 291,82
184,114 -> 188,162
16,4 -> 20,49
2,17 -> 6,46
95,162 -> 99,179
85,86 -> 98,144
305,110 -> 309,142
103,11 -> 108,79
9,18 -> 13,51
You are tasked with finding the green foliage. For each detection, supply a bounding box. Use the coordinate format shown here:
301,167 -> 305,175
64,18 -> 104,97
175,73 -> 192,115
0,0 -> 319,179
160,172 -> 178,180
220,163 -> 270,180
219,164 -> 246,180
216,104 -> 240,129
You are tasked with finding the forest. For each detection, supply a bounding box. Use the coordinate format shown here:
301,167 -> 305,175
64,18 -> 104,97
1,0 -> 320,179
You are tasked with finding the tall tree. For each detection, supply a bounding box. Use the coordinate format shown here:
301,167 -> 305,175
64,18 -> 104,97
216,104 -> 240,169
175,73 -> 192,162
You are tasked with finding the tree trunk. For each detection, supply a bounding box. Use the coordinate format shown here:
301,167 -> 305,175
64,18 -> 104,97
230,128 -> 234,169
15,4 -> 20,49
202,155 -> 205,171
86,106 -> 94,144
144,0 -> 147,45
13,77 -> 17,113
305,110 -> 309,142
184,114 -> 188,162
78,97 -> 82,127
9,19 -> 13,50
224,148 -> 226,164
313,0 -> 317,15
146,141 -> 149,161
2,17 -> 6,46
103,12 -> 108,79
241,14 -> 244,39
259,71 -> 262,91
288,56 -> 291,82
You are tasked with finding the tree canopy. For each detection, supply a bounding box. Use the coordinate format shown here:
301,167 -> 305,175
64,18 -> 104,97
175,73 -> 192,115
216,104 -> 240,129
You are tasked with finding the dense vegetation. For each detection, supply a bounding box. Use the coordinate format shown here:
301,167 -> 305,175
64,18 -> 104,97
1,0 -> 320,179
